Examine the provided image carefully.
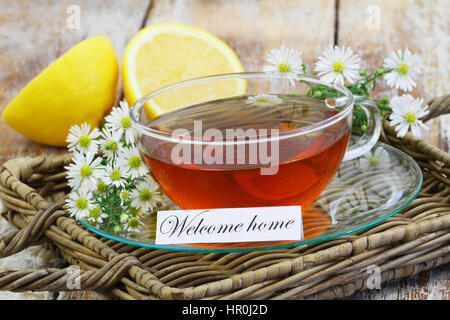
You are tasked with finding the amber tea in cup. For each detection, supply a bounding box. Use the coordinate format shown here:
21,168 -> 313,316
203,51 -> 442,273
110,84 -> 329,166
130,73 -> 380,212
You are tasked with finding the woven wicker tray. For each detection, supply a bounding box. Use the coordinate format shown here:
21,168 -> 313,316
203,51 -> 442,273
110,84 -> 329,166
0,95 -> 449,300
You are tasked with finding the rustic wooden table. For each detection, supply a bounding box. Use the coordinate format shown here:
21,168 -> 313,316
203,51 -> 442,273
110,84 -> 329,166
0,0 -> 448,300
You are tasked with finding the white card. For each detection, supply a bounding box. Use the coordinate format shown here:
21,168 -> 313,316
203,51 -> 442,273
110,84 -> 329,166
155,206 -> 303,244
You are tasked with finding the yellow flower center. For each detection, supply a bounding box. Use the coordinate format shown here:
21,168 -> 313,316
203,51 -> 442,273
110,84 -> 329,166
97,180 -> 107,192
128,156 -> 141,169
139,189 -> 152,201
120,190 -> 129,200
369,156 -> 379,167
128,217 -> 140,229
121,117 -> 132,129
404,112 -> 416,124
110,169 -> 121,181
278,62 -> 290,72
80,165 -> 92,178
78,135 -> 91,148
129,206 -> 139,215
332,61 -> 344,73
396,63 -> 409,75
75,197 -> 87,210
89,208 -> 100,218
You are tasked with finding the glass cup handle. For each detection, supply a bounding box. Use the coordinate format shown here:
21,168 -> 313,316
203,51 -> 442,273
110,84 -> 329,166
343,97 -> 381,161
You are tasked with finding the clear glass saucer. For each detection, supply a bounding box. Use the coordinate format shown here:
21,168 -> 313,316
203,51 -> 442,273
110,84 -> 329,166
80,142 -> 422,252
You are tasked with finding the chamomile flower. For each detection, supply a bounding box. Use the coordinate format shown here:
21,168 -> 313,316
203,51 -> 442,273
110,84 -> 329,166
123,216 -> 142,233
314,45 -> 361,85
65,152 -> 103,191
66,123 -> 101,155
263,46 -> 303,90
104,101 -> 136,145
128,206 -> 141,217
65,187 -> 94,220
359,147 -> 391,170
246,94 -> 284,107
120,190 -> 130,205
101,163 -> 128,188
131,180 -> 162,213
96,180 -> 108,193
388,94 -> 429,138
383,48 -> 422,92
117,147 -> 149,180
86,207 -> 108,226
119,213 -> 130,224
100,128 -> 123,160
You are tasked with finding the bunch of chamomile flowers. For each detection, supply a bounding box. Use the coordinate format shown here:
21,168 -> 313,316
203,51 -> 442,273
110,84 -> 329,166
64,101 -> 162,235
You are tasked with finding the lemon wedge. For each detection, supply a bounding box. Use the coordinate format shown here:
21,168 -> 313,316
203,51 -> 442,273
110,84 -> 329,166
1,36 -> 118,147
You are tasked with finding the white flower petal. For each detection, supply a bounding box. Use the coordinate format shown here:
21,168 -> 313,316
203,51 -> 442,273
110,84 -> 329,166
395,122 -> 410,138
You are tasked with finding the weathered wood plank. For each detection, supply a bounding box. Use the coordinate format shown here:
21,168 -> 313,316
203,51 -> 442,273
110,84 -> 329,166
338,0 -> 450,300
338,0 -> 450,151
345,264 -> 450,300
146,0 -> 336,71
0,0 -> 151,300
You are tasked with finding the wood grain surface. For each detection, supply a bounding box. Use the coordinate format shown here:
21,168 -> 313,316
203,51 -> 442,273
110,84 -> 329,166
0,0 -> 448,300
338,0 -> 450,151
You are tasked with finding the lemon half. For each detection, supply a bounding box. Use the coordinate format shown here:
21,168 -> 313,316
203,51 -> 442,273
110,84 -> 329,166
122,22 -> 245,119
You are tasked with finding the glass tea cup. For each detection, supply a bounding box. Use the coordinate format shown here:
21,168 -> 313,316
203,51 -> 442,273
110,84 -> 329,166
130,72 -> 381,211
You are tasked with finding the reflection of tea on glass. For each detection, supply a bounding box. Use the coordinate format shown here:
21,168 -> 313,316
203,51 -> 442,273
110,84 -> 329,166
141,95 -> 351,210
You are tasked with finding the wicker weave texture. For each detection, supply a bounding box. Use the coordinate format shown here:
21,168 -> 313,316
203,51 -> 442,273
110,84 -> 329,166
0,95 -> 449,300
